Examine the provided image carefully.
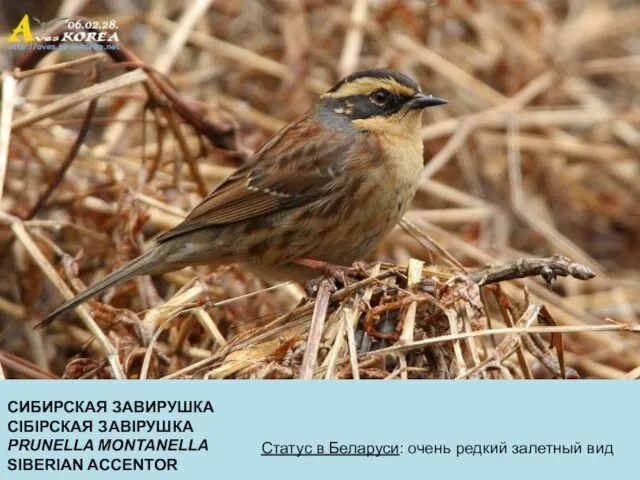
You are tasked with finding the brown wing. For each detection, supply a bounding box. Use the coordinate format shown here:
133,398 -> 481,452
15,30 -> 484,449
156,112 -> 355,242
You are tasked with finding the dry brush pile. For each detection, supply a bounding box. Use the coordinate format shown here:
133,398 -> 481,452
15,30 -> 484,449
0,0 -> 639,380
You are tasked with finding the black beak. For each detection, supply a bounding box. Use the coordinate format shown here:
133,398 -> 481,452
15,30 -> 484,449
407,93 -> 447,110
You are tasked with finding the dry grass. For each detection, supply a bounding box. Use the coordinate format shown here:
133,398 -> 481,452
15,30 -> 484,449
0,0 -> 639,379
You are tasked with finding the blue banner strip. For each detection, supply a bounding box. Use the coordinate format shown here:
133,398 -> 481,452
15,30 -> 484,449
0,381 -> 631,479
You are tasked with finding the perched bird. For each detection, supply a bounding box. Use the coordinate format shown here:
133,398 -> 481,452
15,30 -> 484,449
38,68 -> 446,328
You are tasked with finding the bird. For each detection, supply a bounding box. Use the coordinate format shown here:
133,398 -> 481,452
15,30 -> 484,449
38,68 -> 446,328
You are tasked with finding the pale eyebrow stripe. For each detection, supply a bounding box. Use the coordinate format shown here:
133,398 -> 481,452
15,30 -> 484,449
321,78 -> 416,98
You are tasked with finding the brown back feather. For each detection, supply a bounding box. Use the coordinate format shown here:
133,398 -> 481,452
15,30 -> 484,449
156,112 -> 357,242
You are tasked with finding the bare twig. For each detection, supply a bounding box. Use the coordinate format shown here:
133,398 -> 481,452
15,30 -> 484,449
0,73 -> 17,202
299,280 -> 331,380
469,255 -> 595,286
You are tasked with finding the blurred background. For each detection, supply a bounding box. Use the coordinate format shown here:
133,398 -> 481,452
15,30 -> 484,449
0,0 -> 639,379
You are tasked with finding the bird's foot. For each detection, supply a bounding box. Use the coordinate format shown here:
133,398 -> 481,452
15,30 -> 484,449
297,259 -> 357,297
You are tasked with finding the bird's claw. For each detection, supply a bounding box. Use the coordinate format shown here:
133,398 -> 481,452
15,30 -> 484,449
303,262 -> 357,297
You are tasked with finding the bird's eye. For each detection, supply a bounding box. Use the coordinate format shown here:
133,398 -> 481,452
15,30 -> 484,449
371,89 -> 391,106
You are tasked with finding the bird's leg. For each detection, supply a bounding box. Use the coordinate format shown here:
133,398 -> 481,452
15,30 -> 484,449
295,258 -> 356,296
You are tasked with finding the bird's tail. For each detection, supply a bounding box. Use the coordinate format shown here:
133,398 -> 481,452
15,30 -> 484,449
37,248 -> 162,329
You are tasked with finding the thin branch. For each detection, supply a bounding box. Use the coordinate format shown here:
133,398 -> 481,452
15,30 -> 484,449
469,254 -> 596,286
370,323 -> 640,356
299,280 -> 331,380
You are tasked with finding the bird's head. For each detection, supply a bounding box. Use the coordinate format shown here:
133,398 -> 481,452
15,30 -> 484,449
316,68 -> 446,135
